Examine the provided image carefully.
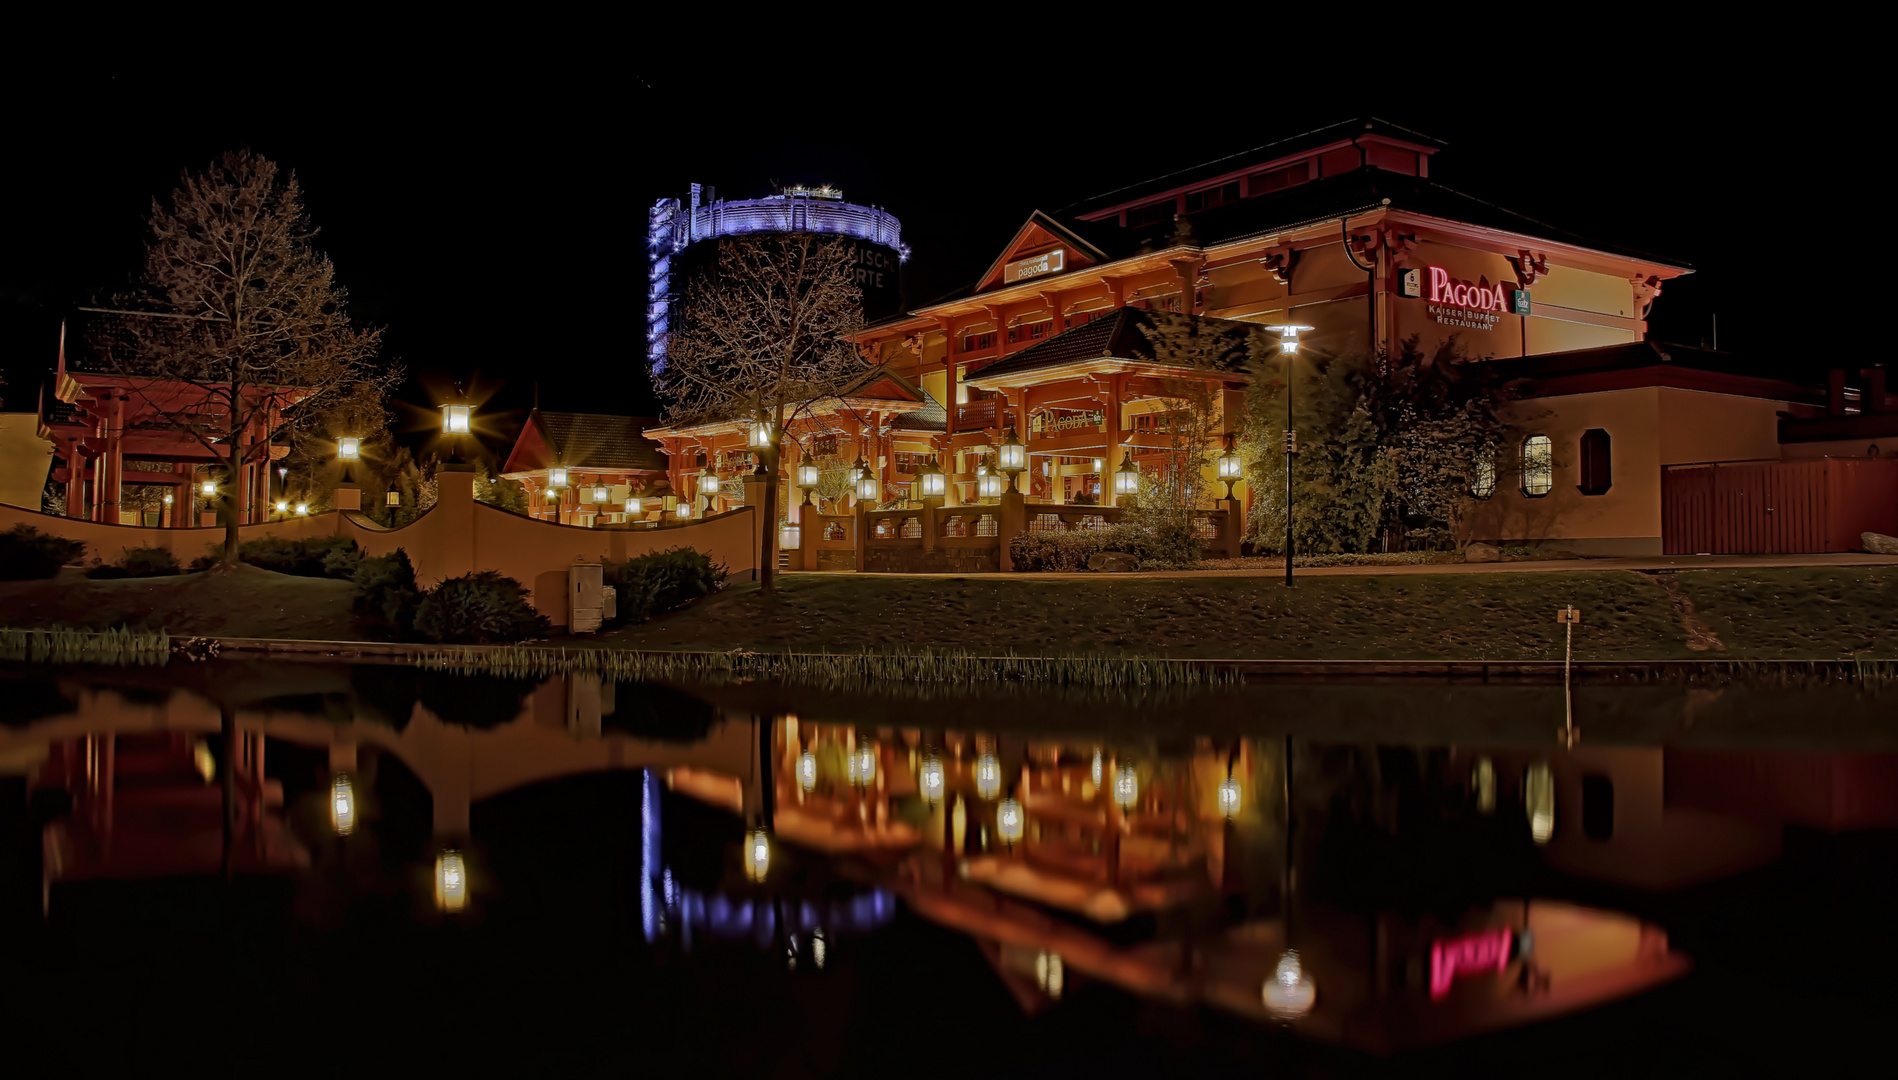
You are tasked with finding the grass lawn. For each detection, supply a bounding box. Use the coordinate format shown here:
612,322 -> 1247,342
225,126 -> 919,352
1674,565 -> 1898,658
596,571 -> 1702,661
0,564 -> 361,640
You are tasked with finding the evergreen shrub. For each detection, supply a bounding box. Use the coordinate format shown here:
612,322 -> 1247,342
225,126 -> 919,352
86,546 -> 182,579
414,570 -> 550,644
604,547 -> 728,625
352,548 -> 419,636
237,535 -> 359,577
0,525 -> 86,580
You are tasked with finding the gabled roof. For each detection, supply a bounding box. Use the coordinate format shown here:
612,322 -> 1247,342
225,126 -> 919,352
507,409 -> 668,473
966,309 -> 1259,384
840,362 -> 929,404
966,211 -> 1115,297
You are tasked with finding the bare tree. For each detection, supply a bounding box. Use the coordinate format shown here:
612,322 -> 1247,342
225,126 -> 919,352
658,234 -> 866,593
105,151 -> 393,562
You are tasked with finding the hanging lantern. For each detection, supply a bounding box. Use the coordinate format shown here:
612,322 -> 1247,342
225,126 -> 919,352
1262,950 -> 1316,1019
975,753 -> 1001,801
797,462 -> 821,488
847,745 -> 877,787
330,773 -> 356,836
919,753 -> 944,805
744,827 -> 771,883
779,524 -> 800,550
918,460 -> 946,498
1113,453 -> 1140,496
592,484 -> 610,505
798,751 -> 817,793
1216,433 -> 1243,481
997,798 -> 1024,846
440,402 -> 472,434
998,426 -> 1026,473
856,472 -> 880,503
1113,763 -> 1138,810
386,490 -> 401,507
549,465 -> 569,488
1218,776 -> 1242,818
435,850 -> 468,912
626,495 -> 644,515
748,420 -> 774,451
337,436 -> 361,461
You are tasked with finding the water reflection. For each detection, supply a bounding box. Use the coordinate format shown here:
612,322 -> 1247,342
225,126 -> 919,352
2,662 -> 1895,1068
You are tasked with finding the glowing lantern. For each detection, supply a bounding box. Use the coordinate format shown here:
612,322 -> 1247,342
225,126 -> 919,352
798,751 -> 817,792
856,472 -> 879,503
1217,433 -> 1242,482
1473,757 -> 1497,814
1035,951 -> 1065,999
1262,950 -> 1316,1019
1267,323 -> 1315,357
1092,457 -> 1104,474
200,480 -> 217,497
847,745 -> 877,787
797,462 -> 821,488
1113,453 -> 1140,497
744,828 -> 771,883
592,484 -> 610,505
918,460 -> 946,498
978,472 -> 1005,499
294,503 -> 309,516
435,850 -> 468,912
337,436 -> 361,461
919,753 -> 944,804
163,493 -> 173,506
975,754 -> 1001,801
275,500 -> 289,513
779,524 -> 800,550
386,490 -> 401,507
700,466 -> 718,504
331,773 -> 356,836
1218,776 -> 1242,818
1113,763 -> 1138,810
1091,748 -> 1103,786
549,465 -> 569,488
626,495 -> 644,515
440,402 -> 472,434
997,798 -> 1024,846
998,426 -> 1026,473
662,494 -> 678,513
748,420 -> 774,451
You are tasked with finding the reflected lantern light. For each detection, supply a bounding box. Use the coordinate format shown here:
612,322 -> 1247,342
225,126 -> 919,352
997,798 -> 1024,846
549,465 -> 569,488
1218,776 -> 1242,818
330,773 -> 356,836
1262,950 -> 1316,1019
920,753 -> 944,805
435,850 -> 468,912
975,753 -> 1001,801
592,484 -> 610,505
1113,764 -> 1138,810
745,828 -> 771,882
626,495 -> 644,515
848,745 -> 877,787
798,751 -> 818,792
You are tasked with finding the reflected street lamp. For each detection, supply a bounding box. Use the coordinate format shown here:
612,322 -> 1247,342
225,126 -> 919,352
1113,763 -> 1138,811
798,750 -> 818,793
920,753 -> 944,806
745,827 -> 771,882
1219,775 -> 1242,819
1265,324 -> 1314,588
975,753 -> 1001,801
331,773 -> 356,836
1262,950 -> 1316,1019
997,798 -> 1024,848
435,850 -> 468,912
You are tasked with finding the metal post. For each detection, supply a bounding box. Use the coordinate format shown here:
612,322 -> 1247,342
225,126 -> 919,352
1284,354 -> 1296,588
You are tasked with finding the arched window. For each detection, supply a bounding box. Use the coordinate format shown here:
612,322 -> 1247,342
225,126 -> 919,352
1471,458 -> 1497,499
1578,428 -> 1612,495
1521,435 -> 1553,497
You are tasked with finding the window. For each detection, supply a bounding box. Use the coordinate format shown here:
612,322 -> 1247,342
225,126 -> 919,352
1007,319 -> 1053,344
1471,458 -> 1496,498
1126,199 -> 1175,227
1582,775 -> 1615,840
1521,435 -> 1553,497
812,433 -> 839,457
893,451 -> 937,475
960,332 -> 995,353
1248,161 -> 1310,195
1183,181 -> 1241,214
1578,428 -> 1612,495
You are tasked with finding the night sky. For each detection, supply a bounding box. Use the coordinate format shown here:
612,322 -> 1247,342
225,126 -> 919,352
0,36 -> 1851,455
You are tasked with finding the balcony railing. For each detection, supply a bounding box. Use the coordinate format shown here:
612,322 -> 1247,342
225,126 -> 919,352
955,400 -> 999,429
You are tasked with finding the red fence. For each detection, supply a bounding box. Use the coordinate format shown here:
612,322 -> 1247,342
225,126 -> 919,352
1662,458 -> 1898,554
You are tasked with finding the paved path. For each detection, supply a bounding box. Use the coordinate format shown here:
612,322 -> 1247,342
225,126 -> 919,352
819,552 -> 1898,581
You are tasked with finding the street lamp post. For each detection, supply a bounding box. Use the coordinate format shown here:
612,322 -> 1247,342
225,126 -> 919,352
1265,324 -> 1313,588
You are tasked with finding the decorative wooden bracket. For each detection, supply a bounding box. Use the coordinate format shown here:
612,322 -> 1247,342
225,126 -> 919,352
1260,243 -> 1297,285
1381,231 -> 1419,267
1631,275 -> 1663,318
1509,250 -> 1550,288
900,333 -> 925,356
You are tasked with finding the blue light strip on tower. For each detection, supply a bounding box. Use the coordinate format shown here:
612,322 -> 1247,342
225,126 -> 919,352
647,188 -> 907,374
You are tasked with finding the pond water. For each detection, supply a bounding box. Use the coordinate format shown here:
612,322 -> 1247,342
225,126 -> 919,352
0,661 -> 1892,1077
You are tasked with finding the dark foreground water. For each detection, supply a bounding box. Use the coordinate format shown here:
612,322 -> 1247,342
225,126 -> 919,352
0,661 -> 1892,1077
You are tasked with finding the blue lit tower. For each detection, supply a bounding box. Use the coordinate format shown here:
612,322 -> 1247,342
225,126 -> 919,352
646,183 -> 909,373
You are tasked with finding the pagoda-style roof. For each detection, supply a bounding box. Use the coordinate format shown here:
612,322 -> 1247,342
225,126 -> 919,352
502,409 -> 669,476
964,309 -> 1258,389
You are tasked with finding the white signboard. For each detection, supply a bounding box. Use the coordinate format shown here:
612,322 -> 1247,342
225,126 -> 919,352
1003,248 -> 1065,283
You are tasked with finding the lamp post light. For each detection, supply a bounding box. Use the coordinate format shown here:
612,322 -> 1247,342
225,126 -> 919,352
294,502 -> 309,516
387,490 -> 402,509
441,398 -> 473,464
796,462 -> 820,505
274,500 -> 289,517
201,479 -> 217,499
997,425 -> 1026,491
1113,452 -> 1140,504
1216,432 -> 1243,499
337,435 -> 361,462
1265,324 -> 1314,588
700,465 -> 719,513
849,454 -> 869,484
978,469 -> 1004,501
918,460 -> 946,501
855,470 -> 880,506
748,420 -> 774,453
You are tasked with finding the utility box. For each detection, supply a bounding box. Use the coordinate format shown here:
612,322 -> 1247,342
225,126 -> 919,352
601,585 -> 617,622
569,562 -> 604,633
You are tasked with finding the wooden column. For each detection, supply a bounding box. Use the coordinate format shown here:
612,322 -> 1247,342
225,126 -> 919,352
64,445 -> 87,518
100,393 -> 125,523
1102,374 -> 1125,508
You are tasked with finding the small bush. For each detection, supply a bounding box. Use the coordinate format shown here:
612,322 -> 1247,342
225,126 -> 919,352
86,546 -> 181,579
0,524 -> 86,580
352,548 -> 419,637
604,547 -> 729,625
414,570 -> 550,644
1008,524 -> 1145,572
187,544 -> 221,572
238,535 -> 359,577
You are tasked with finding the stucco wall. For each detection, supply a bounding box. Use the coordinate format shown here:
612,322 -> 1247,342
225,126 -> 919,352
0,414 -> 53,511
1472,387 -> 1663,553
